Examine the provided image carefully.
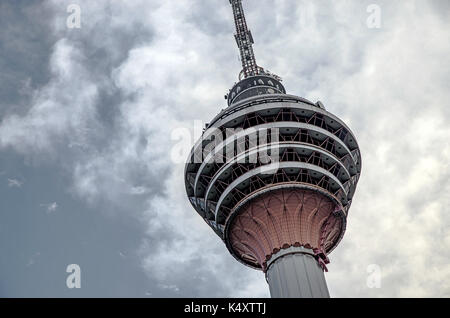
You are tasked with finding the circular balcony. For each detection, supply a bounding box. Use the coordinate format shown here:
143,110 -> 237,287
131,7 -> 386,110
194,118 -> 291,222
185,93 -> 361,261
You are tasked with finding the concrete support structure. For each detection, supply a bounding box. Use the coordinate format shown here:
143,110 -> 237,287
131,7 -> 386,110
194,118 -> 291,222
227,188 -> 341,271
266,247 -> 330,298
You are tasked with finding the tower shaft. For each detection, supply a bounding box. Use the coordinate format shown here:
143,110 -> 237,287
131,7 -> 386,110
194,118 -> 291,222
230,0 -> 262,78
266,247 -> 330,298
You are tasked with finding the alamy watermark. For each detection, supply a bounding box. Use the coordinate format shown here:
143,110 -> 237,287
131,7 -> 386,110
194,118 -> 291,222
66,264 -> 81,289
366,264 -> 382,289
66,4 -> 81,29
171,122 -> 281,170
367,4 -> 382,29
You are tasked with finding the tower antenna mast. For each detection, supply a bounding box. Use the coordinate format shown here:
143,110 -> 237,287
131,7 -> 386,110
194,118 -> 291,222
230,0 -> 266,80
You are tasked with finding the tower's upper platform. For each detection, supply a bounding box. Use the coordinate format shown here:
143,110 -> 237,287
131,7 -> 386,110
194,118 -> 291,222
226,74 -> 286,106
184,92 -> 362,269
184,0 -> 362,271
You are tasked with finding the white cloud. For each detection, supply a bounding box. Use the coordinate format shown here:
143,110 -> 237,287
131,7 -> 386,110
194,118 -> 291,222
158,284 -> 180,293
41,202 -> 58,213
0,38 -> 99,157
7,178 -> 23,188
130,186 -> 148,195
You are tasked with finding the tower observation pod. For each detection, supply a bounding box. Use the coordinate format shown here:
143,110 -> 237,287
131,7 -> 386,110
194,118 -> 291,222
184,0 -> 362,298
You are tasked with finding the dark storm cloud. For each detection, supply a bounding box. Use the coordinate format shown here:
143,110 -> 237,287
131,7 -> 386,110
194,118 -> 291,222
0,1 -> 55,117
184,1 -> 231,37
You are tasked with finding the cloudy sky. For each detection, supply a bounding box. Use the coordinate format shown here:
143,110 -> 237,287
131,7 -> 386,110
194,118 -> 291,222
0,0 -> 449,297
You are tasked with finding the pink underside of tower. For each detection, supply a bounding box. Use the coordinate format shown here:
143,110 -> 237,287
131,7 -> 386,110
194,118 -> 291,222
228,188 -> 343,271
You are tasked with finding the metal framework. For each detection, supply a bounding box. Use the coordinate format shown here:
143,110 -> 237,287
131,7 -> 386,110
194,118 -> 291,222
230,0 -> 264,79
185,93 -> 362,257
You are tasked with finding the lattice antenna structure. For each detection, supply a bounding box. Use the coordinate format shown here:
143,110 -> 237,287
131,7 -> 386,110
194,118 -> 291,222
230,0 -> 266,80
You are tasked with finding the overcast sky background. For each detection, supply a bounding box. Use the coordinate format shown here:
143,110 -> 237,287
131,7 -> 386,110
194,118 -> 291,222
0,0 -> 449,297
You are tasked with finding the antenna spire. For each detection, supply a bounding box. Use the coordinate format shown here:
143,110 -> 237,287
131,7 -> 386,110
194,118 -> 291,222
229,0 -> 265,80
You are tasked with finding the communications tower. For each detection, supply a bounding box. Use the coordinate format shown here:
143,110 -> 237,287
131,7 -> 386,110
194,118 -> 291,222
184,0 -> 361,298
